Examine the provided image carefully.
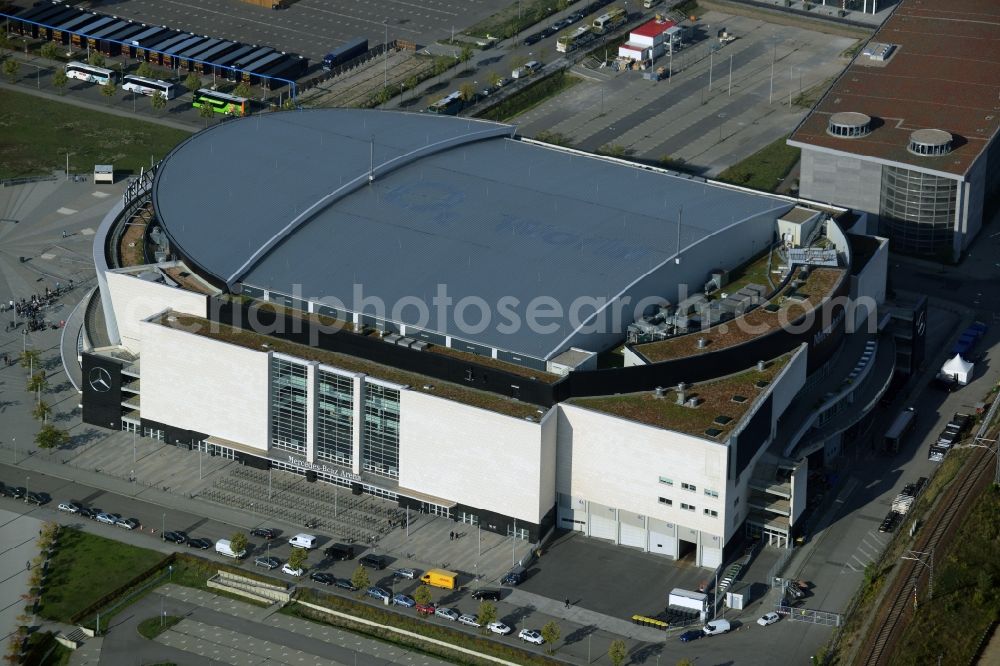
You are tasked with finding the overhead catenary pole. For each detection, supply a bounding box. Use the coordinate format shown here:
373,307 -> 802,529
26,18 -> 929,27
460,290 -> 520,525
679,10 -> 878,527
728,53 -> 733,96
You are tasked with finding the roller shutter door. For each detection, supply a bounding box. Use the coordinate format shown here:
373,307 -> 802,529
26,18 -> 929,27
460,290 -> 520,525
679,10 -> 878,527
589,513 -> 617,542
648,530 -> 676,557
700,545 -> 722,569
619,522 -> 647,550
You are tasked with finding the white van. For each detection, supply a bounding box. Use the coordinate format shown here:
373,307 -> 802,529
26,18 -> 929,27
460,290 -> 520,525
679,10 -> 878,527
702,619 -> 731,636
216,538 -> 245,559
643,0 -> 662,8
288,533 -> 318,549
512,60 -> 542,79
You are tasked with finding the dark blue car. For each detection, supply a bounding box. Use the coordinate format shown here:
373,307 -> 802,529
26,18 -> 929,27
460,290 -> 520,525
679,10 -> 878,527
679,629 -> 701,642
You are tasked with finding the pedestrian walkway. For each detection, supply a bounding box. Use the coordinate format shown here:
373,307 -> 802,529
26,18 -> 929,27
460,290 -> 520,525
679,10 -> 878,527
159,618 -> 341,666
504,589 -> 667,642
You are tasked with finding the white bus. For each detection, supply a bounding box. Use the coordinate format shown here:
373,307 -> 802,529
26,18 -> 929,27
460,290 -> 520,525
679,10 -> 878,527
556,26 -> 594,53
593,7 -> 627,34
121,74 -> 178,99
65,62 -> 117,86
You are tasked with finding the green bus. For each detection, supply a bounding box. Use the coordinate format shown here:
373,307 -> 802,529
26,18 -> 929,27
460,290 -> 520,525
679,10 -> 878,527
192,88 -> 249,116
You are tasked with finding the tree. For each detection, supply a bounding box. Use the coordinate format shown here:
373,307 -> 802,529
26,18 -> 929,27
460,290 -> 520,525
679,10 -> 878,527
26,372 -> 47,394
404,74 -> 418,91
150,90 -> 167,114
413,584 -> 432,608
31,400 -> 52,422
282,96 -> 296,111
229,531 -> 248,558
459,82 -> 476,102
19,350 -> 40,372
287,546 -> 308,571
198,100 -> 215,126
675,660 -> 695,666
540,621 -> 560,654
350,565 -> 370,593
3,58 -> 19,83
35,424 -> 69,450
459,45 -> 473,65
608,639 -> 628,666
88,51 -> 105,68
373,86 -> 391,105
477,600 -> 497,632
100,79 -> 116,105
184,71 -> 202,93
52,68 -> 67,95
233,81 -> 251,98
40,42 -> 60,60
487,71 -> 501,88
136,61 -> 154,79
510,55 -> 527,71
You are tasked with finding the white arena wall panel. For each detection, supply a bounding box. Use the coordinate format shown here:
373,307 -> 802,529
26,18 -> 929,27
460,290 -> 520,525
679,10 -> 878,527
556,403 -> 728,537
397,390 -> 554,524
106,271 -> 207,352
138,320 -> 270,450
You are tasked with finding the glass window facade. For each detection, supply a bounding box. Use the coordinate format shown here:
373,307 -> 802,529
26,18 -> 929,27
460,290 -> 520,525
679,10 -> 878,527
271,356 -> 308,454
879,166 -> 957,256
316,369 -> 354,467
363,383 -> 400,478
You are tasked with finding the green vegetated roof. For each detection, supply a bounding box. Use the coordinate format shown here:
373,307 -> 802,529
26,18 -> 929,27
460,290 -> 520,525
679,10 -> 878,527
154,312 -> 545,420
635,267 -> 844,362
569,352 -> 793,438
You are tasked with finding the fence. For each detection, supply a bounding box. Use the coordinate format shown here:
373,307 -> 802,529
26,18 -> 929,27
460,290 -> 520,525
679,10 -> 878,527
1,174 -> 58,187
777,604 -> 842,627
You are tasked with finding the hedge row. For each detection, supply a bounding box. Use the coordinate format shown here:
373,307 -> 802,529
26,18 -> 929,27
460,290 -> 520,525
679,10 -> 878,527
475,69 -> 578,122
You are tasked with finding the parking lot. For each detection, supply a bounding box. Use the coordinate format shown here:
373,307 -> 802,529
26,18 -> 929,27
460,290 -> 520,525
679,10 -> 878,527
514,8 -> 859,176
69,0 -> 516,64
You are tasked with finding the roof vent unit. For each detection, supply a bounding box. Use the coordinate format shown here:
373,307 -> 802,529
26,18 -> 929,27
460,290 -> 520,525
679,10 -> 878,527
676,382 -> 687,405
756,360 -> 767,372
654,386 -> 666,398
685,396 -> 702,408
862,42 -> 895,62
827,112 -> 871,138
696,337 -> 708,349
908,129 -> 953,157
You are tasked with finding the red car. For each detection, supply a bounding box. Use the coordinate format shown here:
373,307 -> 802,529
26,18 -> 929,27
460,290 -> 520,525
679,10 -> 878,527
415,603 -> 436,616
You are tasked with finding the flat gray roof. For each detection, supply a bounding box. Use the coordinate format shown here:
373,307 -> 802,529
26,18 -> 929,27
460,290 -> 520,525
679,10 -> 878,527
153,110 -> 792,359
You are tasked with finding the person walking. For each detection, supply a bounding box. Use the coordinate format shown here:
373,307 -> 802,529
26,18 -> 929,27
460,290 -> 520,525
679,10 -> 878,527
564,598 -> 570,609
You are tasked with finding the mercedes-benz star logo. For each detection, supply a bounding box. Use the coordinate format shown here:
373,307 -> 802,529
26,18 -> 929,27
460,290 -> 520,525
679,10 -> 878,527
89,367 -> 112,392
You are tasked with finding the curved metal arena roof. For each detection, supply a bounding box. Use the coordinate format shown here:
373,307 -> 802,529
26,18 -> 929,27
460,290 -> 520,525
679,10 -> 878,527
153,109 -> 794,360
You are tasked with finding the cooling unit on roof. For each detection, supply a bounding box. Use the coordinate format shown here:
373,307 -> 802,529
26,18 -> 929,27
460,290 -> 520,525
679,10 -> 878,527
908,129 -> 953,157
827,112 -> 871,138
861,42 -> 895,62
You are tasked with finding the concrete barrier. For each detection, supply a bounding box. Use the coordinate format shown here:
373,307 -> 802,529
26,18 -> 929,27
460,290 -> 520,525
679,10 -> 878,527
207,571 -> 291,604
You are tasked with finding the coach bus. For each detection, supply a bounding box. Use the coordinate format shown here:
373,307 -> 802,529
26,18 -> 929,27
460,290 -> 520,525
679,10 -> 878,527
426,91 -> 464,115
557,26 -> 594,53
122,74 -> 178,99
192,88 -> 249,116
592,7 -> 626,34
65,62 -> 117,86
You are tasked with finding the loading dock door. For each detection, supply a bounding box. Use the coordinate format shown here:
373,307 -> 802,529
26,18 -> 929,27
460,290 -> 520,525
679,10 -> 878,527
619,522 -> 647,550
589,513 -> 617,542
648,529 -> 676,557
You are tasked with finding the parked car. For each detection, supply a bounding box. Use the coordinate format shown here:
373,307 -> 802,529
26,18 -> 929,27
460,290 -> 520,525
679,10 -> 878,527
434,607 -> 459,621
335,579 -> 358,592
25,492 -> 47,506
757,612 -> 780,627
392,594 -> 416,608
488,621 -> 512,635
522,32 -> 543,46
9,486 -> 26,499
567,12 -> 584,23
255,556 -> 281,570
472,588 -> 502,601
57,502 -> 80,513
415,602 -> 436,616
393,567 -> 417,580
78,507 -> 97,519
0,485 -> 17,498
95,512 -> 119,525
281,563 -> 304,577
360,554 -> 387,570
518,629 -> 544,645
679,629 -> 701,642
310,571 -> 336,585
162,531 -> 186,544
458,614 -> 481,627
187,537 -> 212,550
367,586 -> 391,602
324,543 -> 354,560
116,518 -> 139,530
251,527 -> 277,539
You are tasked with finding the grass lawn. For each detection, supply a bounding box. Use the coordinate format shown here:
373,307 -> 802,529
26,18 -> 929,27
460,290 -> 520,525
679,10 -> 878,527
137,615 -> 181,639
888,484 -> 1000,665
0,89 -> 191,179
36,529 -> 166,623
715,134 -> 800,193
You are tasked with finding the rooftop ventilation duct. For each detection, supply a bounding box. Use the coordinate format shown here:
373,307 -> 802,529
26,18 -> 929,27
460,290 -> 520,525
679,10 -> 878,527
827,112 -> 871,138
908,129 -> 953,157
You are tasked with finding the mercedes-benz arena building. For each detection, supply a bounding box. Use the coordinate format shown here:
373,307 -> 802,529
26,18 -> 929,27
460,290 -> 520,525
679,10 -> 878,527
82,109 -> 889,567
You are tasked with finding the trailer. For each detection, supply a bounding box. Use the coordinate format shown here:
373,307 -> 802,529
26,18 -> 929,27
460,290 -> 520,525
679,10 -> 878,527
210,44 -> 258,78
192,41 -> 240,75
143,33 -> 190,65
97,22 -> 145,56
258,54 -> 307,89
322,38 -> 368,70
240,51 -> 286,83
883,408 -> 915,453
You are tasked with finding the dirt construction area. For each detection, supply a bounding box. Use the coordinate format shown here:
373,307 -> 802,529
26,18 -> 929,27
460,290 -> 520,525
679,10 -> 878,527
300,50 -> 436,108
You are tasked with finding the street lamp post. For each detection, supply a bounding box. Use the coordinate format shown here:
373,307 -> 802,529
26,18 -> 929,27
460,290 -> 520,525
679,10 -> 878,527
161,512 -> 165,539
383,18 -> 389,91
25,476 -> 29,503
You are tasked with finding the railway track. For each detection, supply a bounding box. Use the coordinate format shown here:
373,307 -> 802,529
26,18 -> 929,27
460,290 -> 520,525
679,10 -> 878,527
856,405 -> 998,666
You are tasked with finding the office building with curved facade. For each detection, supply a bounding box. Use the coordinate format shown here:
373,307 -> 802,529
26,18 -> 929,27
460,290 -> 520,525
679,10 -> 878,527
789,0 -> 1000,259
79,109 -> 892,567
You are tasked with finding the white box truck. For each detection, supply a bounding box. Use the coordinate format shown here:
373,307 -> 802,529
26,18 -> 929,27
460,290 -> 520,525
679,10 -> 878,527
216,538 -> 245,559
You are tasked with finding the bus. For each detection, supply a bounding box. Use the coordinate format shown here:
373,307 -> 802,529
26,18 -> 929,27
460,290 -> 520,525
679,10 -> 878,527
65,62 -> 117,86
556,26 -> 594,53
592,7 -> 627,34
884,407 -> 915,453
122,75 -> 178,99
193,88 -> 249,116
426,91 -> 464,115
